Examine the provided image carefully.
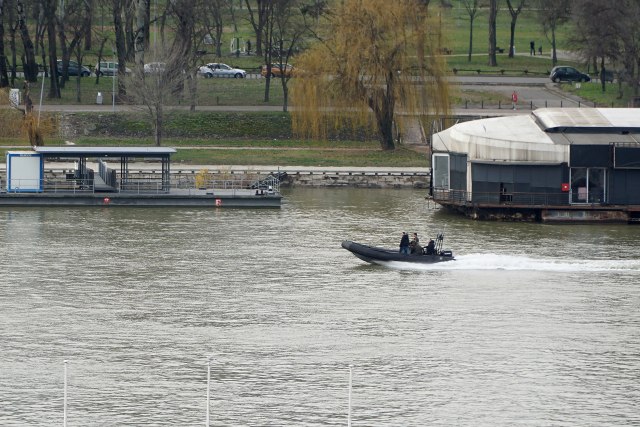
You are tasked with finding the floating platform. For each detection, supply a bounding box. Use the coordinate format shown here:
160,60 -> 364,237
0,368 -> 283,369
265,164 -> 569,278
0,189 -> 282,208
1,147 -> 282,208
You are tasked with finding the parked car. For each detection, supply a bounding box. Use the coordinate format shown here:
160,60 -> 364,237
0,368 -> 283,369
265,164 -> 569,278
198,63 -> 246,79
260,63 -> 295,78
143,62 -> 166,74
549,66 -> 591,83
57,60 -> 91,77
95,61 -> 131,76
601,69 -> 615,83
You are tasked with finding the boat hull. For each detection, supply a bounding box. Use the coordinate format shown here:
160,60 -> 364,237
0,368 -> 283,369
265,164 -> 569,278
341,240 -> 454,265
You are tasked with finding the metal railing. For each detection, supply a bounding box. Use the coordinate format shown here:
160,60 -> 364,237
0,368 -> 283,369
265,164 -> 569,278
3,175 -> 281,195
432,189 -> 572,207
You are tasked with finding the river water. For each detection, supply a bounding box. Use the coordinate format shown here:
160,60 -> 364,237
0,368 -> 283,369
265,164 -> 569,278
1,188 -> 639,426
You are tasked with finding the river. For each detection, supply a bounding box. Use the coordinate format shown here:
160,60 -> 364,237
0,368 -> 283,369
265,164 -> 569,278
1,188 -> 639,426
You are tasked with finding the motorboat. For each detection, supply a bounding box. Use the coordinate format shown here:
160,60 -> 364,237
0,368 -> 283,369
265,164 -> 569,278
341,234 -> 454,265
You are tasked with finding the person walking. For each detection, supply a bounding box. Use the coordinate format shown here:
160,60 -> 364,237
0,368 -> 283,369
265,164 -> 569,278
399,232 -> 410,255
511,90 -> 518,110
530,40 -> 535,56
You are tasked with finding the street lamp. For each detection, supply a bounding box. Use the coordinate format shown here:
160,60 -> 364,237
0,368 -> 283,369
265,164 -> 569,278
112,47 -> 116,112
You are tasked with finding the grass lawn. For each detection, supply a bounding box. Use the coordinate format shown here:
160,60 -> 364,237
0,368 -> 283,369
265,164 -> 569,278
37,75 -> 286,107
0,138 -> 428,167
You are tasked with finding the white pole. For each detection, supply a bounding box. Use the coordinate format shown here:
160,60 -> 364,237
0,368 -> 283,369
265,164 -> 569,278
112,49 -> 116,112
63,360 -> 68,427
348,365 -> 352,427
37,67 -> 45,126
206,357 -> 211,426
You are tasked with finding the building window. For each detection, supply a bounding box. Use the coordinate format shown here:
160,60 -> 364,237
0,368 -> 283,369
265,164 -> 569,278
570,167 -> 606,204
432,154 -> 450,190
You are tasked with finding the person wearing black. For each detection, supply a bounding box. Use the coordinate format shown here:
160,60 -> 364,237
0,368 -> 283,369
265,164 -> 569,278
410,233 -> 422,254
399,232 -> 410,255
426,239 -> 436,255
530,40 -> 535,56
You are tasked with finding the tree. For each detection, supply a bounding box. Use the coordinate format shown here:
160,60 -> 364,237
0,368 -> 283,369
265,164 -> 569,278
291,0 -> 449,151
0,0 -> 10,87
488,0 -> 498,66
537,0 -> 571,66
16,0 -> 38,82
124,45 -> 187,146
460,0 -> 479,62
267,0 -> 316,111
244,0 -> 269,56
112,0 -> 129,96
506,0 -> 526,58
616,1 -> 640,96
41,0 -> 61,98
570,0 -> 622,93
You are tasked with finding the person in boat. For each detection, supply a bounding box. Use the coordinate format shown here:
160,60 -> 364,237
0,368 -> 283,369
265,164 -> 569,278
425,239 -> 436,255
399,232 -> 410,255
410,233 -> 422,254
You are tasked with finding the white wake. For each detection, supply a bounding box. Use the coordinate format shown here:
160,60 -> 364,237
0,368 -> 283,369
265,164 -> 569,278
383,253 -> 640,272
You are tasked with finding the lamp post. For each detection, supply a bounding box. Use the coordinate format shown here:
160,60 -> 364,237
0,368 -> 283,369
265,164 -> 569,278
348,365 -> 352,427
63,360 -> 68,427
206,356 -> 211,426
112,47 -> 116,112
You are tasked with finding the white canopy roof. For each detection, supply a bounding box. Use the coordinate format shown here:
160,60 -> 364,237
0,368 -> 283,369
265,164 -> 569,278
432,108 -> 640,163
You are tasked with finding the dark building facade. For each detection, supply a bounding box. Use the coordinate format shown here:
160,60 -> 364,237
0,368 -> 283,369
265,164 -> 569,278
430,108 -> 640,223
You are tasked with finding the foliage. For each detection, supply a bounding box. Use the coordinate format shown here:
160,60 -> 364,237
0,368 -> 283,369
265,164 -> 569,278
291,0 -> 450,151
195,168 -> 212,187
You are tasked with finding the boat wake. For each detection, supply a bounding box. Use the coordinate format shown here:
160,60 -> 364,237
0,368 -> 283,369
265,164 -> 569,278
385,253 -> 640,272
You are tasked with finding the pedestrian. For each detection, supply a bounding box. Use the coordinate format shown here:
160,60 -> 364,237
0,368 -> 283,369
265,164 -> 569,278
530,40 -> 535,56
511,90 -> 518,110
538,45 -> 542,56
399,232 -> 410,255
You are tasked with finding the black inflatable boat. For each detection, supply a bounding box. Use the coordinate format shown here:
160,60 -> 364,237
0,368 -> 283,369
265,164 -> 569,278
342,234 -> 454,265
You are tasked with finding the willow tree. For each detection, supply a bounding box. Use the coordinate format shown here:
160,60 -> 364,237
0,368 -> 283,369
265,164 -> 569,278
291,0 -> 449,151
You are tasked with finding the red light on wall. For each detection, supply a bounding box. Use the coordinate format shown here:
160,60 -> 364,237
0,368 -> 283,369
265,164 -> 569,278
561,183 -> 570,192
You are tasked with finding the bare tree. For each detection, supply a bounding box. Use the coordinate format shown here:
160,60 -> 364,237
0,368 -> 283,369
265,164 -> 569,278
244,0 -> 269,56
461,0 -> 479,62
0,0 -> 10,87
112,0 -> 128,96
40,0 -> 60,98
506,0 -> 526,58
266,0 -> 317,111
124,46 -> 187,146
6,0 -> 19,86
488,0 -> 498,66
570,0 -> 622,93
537,0 -> 571,65
16,0 -> 38,82
205,0 -> 229,58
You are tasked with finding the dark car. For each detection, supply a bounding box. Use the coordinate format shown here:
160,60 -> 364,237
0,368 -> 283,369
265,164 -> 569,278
57,60 -> 91,77
601,69 -> 615,83
549,66 -> 591,83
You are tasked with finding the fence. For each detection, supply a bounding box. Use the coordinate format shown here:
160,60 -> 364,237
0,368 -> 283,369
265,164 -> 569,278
432,188 -> 572,207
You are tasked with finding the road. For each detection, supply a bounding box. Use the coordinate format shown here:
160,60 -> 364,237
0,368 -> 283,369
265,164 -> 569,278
25,75 -> 590,118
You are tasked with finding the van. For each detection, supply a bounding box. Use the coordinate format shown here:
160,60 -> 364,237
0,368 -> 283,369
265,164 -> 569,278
95,61 -> 131,76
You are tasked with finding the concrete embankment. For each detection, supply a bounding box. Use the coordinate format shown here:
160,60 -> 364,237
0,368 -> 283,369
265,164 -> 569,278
17,164 -> 431,189
131,165 -> 431,189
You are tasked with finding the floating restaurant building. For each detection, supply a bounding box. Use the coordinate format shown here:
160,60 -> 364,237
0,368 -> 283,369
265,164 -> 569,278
430,108 -> 640,223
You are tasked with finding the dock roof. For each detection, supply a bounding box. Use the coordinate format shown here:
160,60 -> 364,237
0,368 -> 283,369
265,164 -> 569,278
33,147 -> 176,157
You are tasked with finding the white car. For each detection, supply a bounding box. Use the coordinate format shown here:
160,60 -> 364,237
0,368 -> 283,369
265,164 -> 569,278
143,62 -> 166,74
95,61 -> 131,76
198,63 -> 246,79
